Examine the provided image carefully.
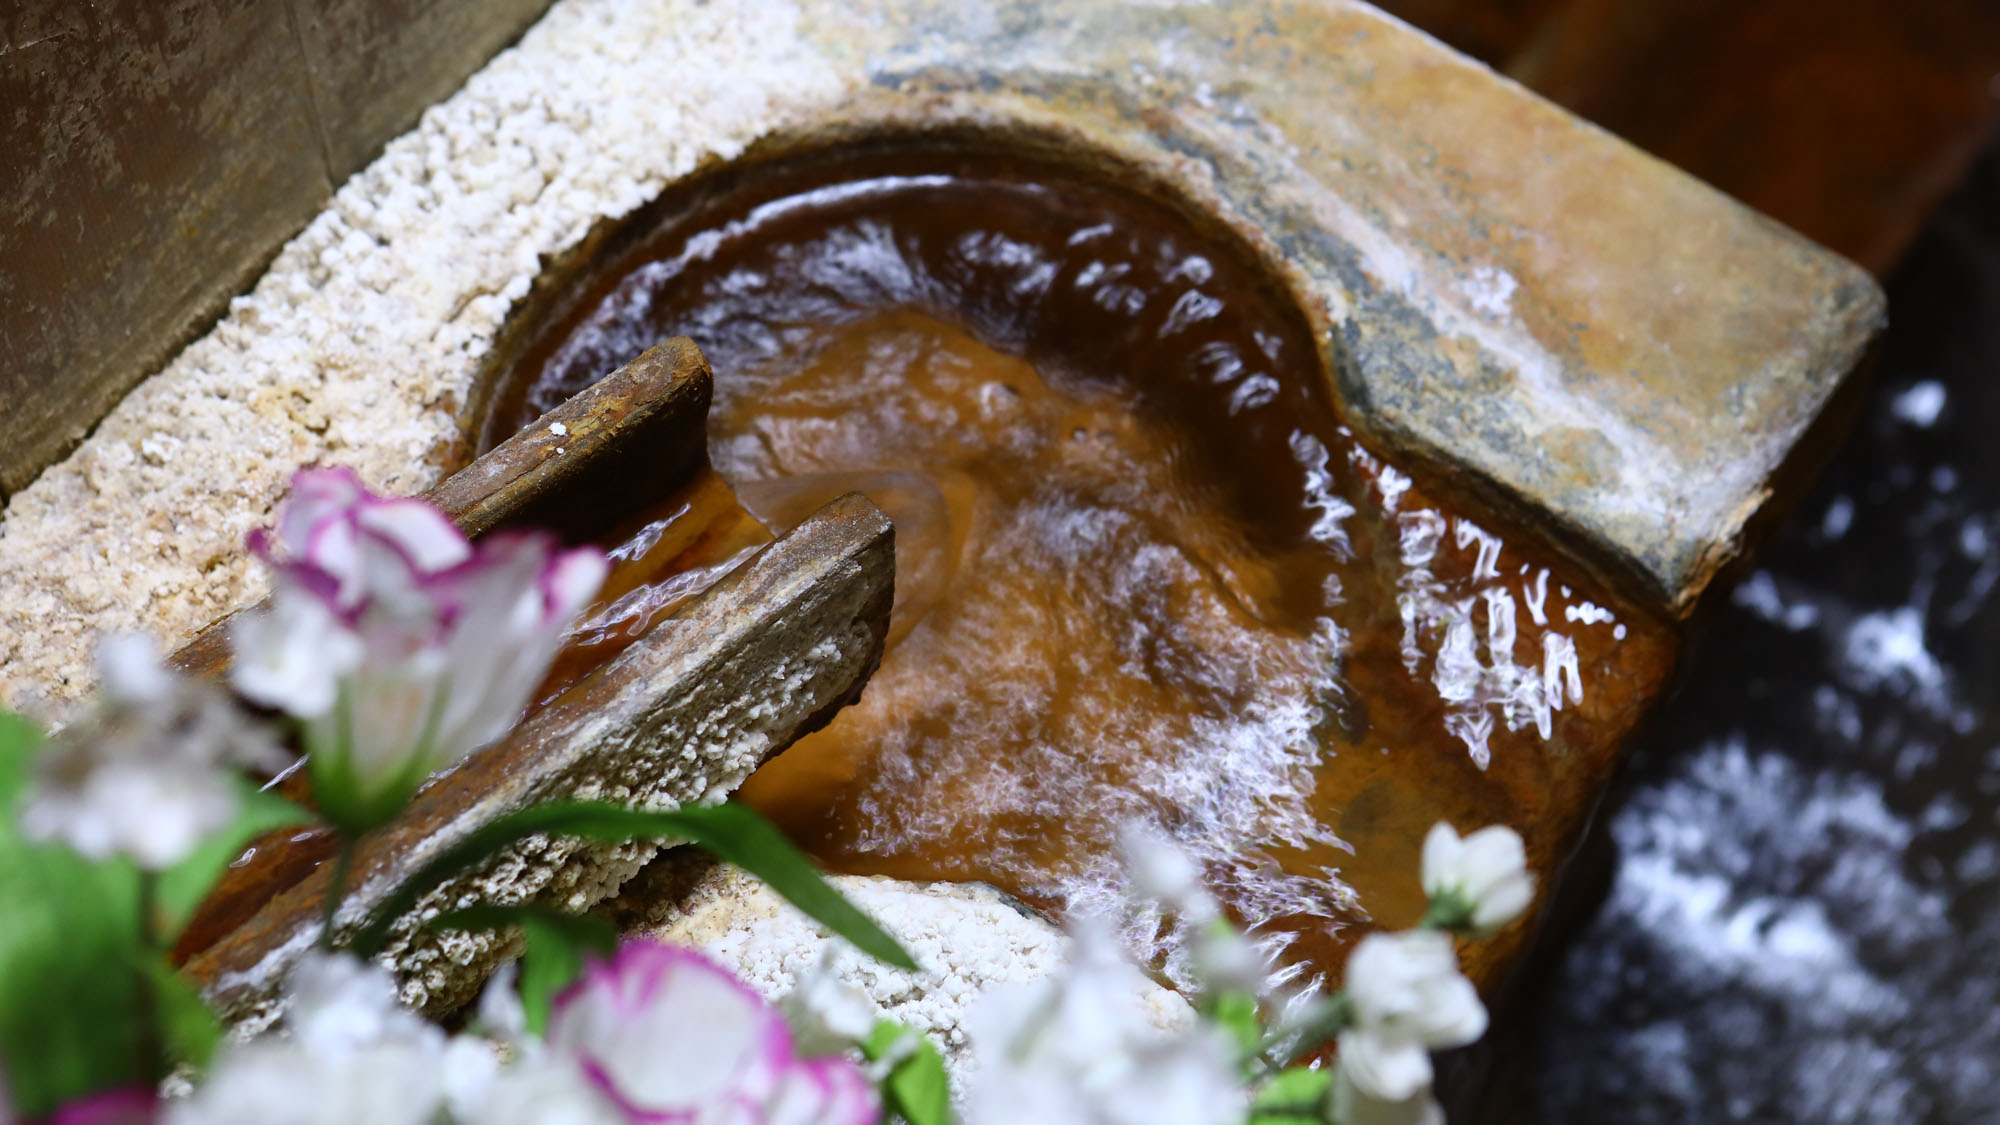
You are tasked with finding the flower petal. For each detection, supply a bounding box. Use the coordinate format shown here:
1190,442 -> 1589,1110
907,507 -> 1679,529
1419,821 -> 1461,898
1413,970 -> 1487,1049
356,498 -> 472,574
763,1058 -> 879,1125
96,634 -> 175,708
230,590 -> 361,718
49,1086 -> 157,1125
543,546 -> 612,625
1337,1029 -> 1434,1103
274,467 -> 366,552
780,952 -> 880,1057
1332,1064 -> 1445,1125
1458,825 -> 1528,904
1470,870 -> 1536,932
549,943 -> 795,1119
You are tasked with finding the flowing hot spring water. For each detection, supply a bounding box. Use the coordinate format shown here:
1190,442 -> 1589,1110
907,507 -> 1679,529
484,148 -> 1673,994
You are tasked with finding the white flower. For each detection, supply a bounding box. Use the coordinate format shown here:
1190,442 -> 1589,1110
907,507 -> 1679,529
231,468 -> 607,831
1117,824 -> 1272,995
1420,822 -> 1535,933
284,951 -> 435,1054
1330,1064 -> 1445,1125
471,961 -> 529,1045
1118,823 -> 1214,920
18,635 -> 289,869
171,954 -> 447,1125
1336,931 -> 1486,1102
447,1043 -> 623,1125
964,925 -> 1244,1125
781,950 -> 882,1057
546,941 -> 878,1125
98,632 -> 177,706
1191,923 -> 1271,996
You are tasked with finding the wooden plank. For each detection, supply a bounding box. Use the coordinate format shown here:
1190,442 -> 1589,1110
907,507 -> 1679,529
186,491 -> 895,1021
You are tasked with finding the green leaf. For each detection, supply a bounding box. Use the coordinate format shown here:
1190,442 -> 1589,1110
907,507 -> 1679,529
156,781 -> 315,939
0,710 -> 42,805
305,688 -> 433,839
0,711 -> 153,1115
1206,989 -> 1264,1061
143,956 -> 222,1070
862,1020 -> 954,1125
1248,1065 -> 1334,1125
430,904 -> 617,1034
353,801 -> 915,970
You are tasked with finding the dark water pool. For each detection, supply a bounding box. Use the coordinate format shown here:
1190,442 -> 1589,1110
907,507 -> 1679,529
1499,136 -> 2000,1123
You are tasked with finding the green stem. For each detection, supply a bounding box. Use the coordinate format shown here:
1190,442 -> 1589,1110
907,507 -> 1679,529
1260,990 -> 1352,1070
135,871 -> 166,1079
319,835 -> 360,950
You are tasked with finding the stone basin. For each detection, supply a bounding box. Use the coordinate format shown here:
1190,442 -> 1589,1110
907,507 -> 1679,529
0,0 -> 1883,1084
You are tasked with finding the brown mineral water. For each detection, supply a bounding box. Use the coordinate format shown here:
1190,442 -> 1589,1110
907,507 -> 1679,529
491,149 -> 1674,994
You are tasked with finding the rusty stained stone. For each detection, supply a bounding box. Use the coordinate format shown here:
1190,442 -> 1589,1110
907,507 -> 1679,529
13,0 -> 1886,1040
186,490 -> 896,1022
1501,0 -> 2000,275
718,0 -> 1886,617
1,0 -> 1883,618
1365,0 -> 2000,275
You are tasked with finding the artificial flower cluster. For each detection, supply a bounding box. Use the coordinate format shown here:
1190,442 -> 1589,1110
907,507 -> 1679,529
0,469 -> 942,1125
981,822 -> 1538,1125
0,467 -> 1538,1125
175,944 -> 878,1125
944,821 -> 1536,1125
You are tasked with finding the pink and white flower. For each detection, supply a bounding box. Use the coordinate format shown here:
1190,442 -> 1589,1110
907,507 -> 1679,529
231,468 -> 606,831
547,942 -> 879,1125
